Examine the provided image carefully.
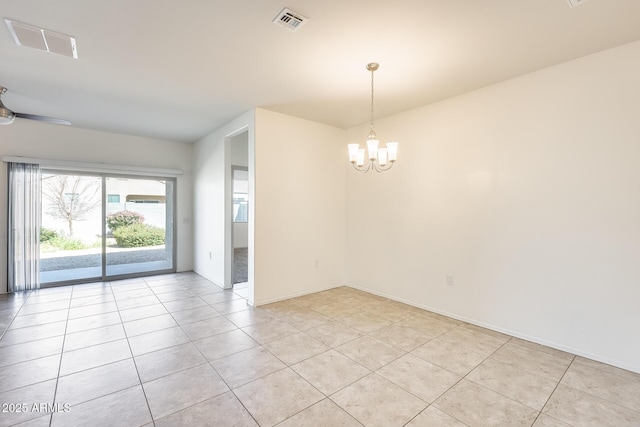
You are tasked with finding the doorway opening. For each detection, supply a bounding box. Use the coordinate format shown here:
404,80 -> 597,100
228,130 -> 249,299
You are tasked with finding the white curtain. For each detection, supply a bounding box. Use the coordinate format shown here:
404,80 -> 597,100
8,162 -> 42,292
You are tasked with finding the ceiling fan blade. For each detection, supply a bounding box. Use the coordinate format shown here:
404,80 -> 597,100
14,112 -> 71,126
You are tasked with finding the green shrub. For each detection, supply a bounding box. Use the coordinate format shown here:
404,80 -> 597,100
42,236 -> 91,251
113,223 -> 165,248
106,210 -> 145,232
40,228 -> 59,243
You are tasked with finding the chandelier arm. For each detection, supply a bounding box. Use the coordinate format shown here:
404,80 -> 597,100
351,162 -> 371,173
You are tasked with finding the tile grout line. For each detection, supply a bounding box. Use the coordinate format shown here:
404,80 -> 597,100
529,354 -> 577,426
48,284 -> 74,427
109,279 -> 156,425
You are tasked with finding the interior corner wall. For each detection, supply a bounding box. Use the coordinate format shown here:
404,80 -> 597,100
253,108 -> 346,305
346,40 -> 640,373
0,120 -> 194,294
192,111 -> 254,291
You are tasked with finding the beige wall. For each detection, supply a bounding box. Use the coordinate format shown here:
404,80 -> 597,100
253,108 -> 346,304
0,120 -> 194,293
345,40 -> 640,373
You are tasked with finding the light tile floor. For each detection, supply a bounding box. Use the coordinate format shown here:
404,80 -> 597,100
1,272 -> 639,426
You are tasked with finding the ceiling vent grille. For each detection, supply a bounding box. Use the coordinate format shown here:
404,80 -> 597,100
272,8 -> 308,31
567,0 -> 592,7
4,19 -> 78,59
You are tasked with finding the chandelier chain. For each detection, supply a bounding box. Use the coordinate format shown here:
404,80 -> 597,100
370,67 -> 375,133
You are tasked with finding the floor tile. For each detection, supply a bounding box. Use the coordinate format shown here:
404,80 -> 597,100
262,332 -> 329,365
69,293 -> 114,308
9,414 -> 52,427
212,298 -> 251,314
63,324 -> 126,352
51,385 -> 152,427
67,302 -> 118,320
0,380 -> 56,427
163,296 -> 207,313
336,336 -> 405,370
291,349 -> 370,395
434,379 -> 538,427
134,342 -> 206,383
154,391 -> 258,427
364,301 -> 418,322
234,368 -> 324,426
377,354 -> 461,403
194,329 -> 257,361
143,364 -> 229,419
491,341 -> 573,382
180,315 -> 238,341
118,303 -> 168,322
277,398 -> 362,427
55,358 -> 139,405
0,354 -> 61,393
242,319 -> 299,344
280,311 -> 331,331
1,321 -> 67,347
10,309 -> 68,329
532,413 -> 573,426
123,313 -> 178,337
543,383 -> 640,426
332,373 -> 427,427
406,406 -> 467,426
312,301 -> 361,319
155,290 -> 195,303
170,304 -> 219,325
59,339 -> 131,376
224,308 -> 274,328
18,300 -> 69,316
115,295 -> 160,311
128,326 -> 190,356
213,346 -> 286,388
305,321 -> 364,348
509,337 -> 574,362
466,357 -> 558,410
396,314 -> 459,336
437,326 -> 508,356
0,336 -> 64,367
371,324 -> 434,352
113,288 -> 155,300
65,312 -> 121,334
561,358 -> 640,412
411,337 -> 488,376
339,311 -> 392,333
201,291 -> 243,305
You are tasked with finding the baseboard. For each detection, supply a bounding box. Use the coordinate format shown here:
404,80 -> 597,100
253,282 -> 345,307
345,282 -> 640,375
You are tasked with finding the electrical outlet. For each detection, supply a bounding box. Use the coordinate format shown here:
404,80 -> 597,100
447,274 -> 454,286
209,251 -> 212,259
314,260 -> 319,269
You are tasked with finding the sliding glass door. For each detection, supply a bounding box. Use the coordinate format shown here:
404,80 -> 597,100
105,176 -> 174,276
40,172 -> 103,283
40,171 -> 175,286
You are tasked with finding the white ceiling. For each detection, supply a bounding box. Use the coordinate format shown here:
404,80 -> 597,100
1,0 -> 639,143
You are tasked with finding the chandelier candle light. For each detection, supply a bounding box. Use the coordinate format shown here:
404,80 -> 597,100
348,62 -> 398,173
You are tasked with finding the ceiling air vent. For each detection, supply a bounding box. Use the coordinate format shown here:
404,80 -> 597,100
567,0 -> 592,7
272,8 -> 308,31
4,19 -> 78,59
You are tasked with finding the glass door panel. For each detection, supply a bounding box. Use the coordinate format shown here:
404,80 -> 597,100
105,176 -> 174,277
40,172 -> 103,284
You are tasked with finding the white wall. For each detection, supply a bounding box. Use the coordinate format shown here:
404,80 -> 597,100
192,111 -> 254,294
253,108 -> 346,305
346,40 -> 640,373
0,120 -> 194,293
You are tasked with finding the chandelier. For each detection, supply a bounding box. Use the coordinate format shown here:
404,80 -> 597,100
348,63 -> 398,173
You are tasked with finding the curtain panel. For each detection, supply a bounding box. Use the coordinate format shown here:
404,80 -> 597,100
8,162 -> 42,292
